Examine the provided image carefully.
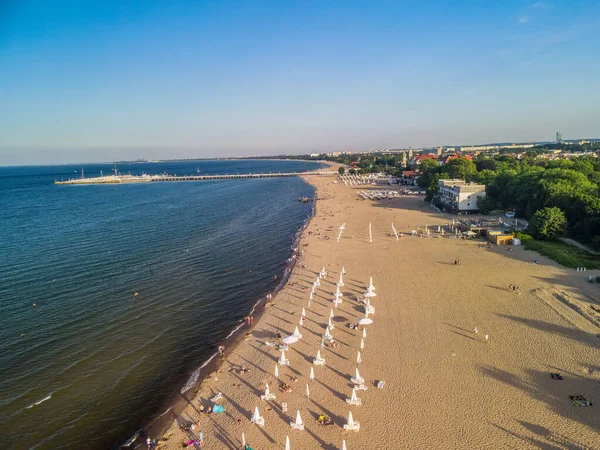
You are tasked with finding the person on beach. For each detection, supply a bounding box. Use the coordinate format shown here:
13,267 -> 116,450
218,345 -> 225,356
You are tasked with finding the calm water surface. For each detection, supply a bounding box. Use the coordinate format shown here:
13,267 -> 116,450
0,159 -> 324,449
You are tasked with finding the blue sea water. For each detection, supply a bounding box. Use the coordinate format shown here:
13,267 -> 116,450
0,159 -> 324,449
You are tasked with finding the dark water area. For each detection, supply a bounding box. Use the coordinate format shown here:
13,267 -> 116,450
0,160 -> 324,449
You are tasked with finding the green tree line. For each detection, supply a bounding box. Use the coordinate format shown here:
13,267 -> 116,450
416,154 -> 600,249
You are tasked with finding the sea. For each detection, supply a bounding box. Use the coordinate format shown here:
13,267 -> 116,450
0,159 -> 325,449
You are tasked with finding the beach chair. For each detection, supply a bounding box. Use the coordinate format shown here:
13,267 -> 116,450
278,355 -> 290,366
343,412 -> 360,431
354,384 -> 368,391
345,388 -> 362,406
210,392 -> 223,403
260,383 -> 276,401
377,380 -> 385,389
350,375 -> 364,385
281,402 -> 288,413
313,351 -> 326,366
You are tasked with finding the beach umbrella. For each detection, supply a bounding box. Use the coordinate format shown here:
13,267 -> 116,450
309,367 -> 315,381
363,290 -> 377,298
298,315 -> 304,326
309,292 -> 313,300
306,383 -> 310,399
293,326 -> 302,339
328,317 -> 334,328
275,365 -> 279,379
362,327 -> 367,339
369,276 -> 376,291
282,335 -> 299,345
346,411 -> 355,427
278,349 -> 289,365
285,436 -> 290,450
360,338 -> 365,350
324,327 -> 333,340
356,351 -> 361,364
342,440 -> 347,450
336,285 -> 344,297
320,336 -> 325,348
290,410 -> 304,430
330,309 -> 335,319
242,433 -> 246,447
301,307 -> 306,317
342,266 -> 346,274
357,318 -> 373,326
338,273 -> 344,287
252,406 -> 264,426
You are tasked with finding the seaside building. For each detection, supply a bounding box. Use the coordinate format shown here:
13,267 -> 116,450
437,179 -> 486,213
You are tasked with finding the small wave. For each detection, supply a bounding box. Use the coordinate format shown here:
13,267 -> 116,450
25,394 -> 52,409
225,322 -> 245,340
121,431 -> 139,448
180,352 -> 218,394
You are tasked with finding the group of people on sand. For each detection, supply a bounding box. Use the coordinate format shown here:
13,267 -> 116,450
316,414 -> 334,426
279,382 -> 293,393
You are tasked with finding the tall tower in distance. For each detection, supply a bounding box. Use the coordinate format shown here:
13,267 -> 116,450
556,131 -> 563,142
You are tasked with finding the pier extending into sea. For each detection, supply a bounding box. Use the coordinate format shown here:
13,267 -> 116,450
54,171 -> 338,185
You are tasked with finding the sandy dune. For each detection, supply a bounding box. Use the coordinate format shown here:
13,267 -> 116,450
158,175 -> 599,450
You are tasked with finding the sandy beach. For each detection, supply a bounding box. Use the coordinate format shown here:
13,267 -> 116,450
155,173 -> 599,449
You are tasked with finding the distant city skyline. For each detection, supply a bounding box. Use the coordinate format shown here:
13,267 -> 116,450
1,1 -> 599,165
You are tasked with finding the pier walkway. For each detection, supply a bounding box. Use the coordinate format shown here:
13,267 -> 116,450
54,171 -> 338,185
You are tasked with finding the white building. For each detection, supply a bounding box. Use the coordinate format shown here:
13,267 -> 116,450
438,179 -> 486,212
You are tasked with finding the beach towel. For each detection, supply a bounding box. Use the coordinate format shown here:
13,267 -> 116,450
212,404 -> 224,413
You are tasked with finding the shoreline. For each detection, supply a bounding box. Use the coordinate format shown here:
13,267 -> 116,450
134,164 -> 334,448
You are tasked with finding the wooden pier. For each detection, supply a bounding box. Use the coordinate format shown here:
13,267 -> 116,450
54,171 -> 338,185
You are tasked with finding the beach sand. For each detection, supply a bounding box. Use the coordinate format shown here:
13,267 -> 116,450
156,174 -> 600,449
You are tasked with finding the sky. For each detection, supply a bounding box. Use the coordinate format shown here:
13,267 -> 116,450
1,0 -> 599,164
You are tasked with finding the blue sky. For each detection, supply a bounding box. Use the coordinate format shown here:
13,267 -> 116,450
1,0 -> 599,164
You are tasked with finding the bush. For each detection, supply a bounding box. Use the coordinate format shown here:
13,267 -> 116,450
513,231 -> 533,241
338,167 -> 345,175
529,207 -> 567,240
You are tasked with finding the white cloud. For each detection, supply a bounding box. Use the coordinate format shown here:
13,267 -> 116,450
530,2 -> 549,8
517,16 -> 529,24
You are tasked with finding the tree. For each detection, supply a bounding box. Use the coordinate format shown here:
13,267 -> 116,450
477,195 -> 496,215
529,207 -> 567,240
419,158 -> 439,174
445,158 -> 477,180
338,167 -> 345,175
